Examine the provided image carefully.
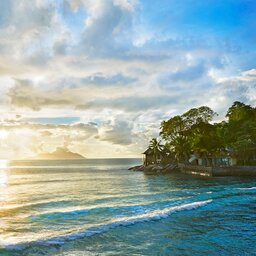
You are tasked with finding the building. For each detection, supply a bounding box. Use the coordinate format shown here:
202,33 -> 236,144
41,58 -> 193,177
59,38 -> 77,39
142,148 -> 157,166
142,148 -> 174,166
189,149 -> 237,167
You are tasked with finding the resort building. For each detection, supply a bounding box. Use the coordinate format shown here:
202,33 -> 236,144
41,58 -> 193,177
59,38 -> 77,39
143,148 -> 174,166
189,149 -> 238,167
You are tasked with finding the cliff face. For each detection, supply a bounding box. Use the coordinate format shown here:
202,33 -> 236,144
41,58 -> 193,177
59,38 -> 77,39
29,147 -> 85,160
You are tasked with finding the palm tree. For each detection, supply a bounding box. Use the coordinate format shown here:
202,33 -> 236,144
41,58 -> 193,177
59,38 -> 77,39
149,138 -> 164,164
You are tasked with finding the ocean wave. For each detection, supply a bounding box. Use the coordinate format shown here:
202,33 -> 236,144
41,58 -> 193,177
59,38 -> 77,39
9,178 -> 83,186
0,199 -> 77,214
4,199 -> 212,251
0,195 -> 185,219
237,187 -> 256,190
29,198 -> 186,220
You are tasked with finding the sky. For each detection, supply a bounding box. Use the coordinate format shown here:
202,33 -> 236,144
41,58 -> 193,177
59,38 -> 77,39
0,0 -> 255,159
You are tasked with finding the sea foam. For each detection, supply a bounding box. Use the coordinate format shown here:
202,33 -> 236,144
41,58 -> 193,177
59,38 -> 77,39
5,199 -> 212,251
237,187 -> 256,190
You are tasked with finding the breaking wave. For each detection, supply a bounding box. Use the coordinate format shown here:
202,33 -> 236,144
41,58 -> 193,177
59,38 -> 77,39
4,199 -> 212,251
237,187 -> 256,190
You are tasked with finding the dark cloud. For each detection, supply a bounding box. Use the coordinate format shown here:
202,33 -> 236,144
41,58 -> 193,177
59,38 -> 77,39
8,80 -> 70,110
76,95 -> 194,112
0,120 -> 99,139
98,120 -> 133,145
40,130 -> 52,136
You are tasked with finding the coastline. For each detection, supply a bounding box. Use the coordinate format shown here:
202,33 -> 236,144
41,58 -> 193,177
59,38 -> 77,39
129,163 -> 256,177
129,163 -> 179,174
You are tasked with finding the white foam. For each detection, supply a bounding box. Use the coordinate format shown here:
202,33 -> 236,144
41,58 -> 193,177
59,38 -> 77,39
29,197 -> 185,219
237,186 -> 256,190
5,199 -> 212,250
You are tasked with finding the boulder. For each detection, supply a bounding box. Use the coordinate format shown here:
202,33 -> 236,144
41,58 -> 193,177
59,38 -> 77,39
128,165 -> 145,171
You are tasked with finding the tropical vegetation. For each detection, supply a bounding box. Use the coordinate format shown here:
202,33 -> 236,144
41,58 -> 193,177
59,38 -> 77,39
146,101 -> 256,165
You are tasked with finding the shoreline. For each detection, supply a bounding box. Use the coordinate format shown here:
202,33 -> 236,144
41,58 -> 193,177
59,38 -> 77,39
129,163 -> 179,174
129,163 -> 256,177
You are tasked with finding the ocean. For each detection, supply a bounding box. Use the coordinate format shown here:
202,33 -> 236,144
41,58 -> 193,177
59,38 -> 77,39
0,159 -> 255,256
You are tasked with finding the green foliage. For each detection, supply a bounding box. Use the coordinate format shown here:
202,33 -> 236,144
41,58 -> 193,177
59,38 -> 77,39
148,138 -> 164,163
148,101 -> 256,165
182,106 -> 217,128
149,138 -> 164,153
188,122 -> 223,155
226,101 -> 255,122
159,106 -> 217,162
225,101 -> 256,164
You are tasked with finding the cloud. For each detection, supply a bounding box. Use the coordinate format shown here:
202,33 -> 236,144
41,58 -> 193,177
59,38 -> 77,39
7,76 -> 137,110
98,120 -> 133,145
0,0 -> 255,159
169,62 -> 206,82
80,73 -> 137,86
8,80 -> 70,110
76,95 -> 183,112
72,0 -> 137,57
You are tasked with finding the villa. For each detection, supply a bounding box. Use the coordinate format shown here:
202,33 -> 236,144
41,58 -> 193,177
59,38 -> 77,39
143,148 -> 174,166
189,149 -> 238,167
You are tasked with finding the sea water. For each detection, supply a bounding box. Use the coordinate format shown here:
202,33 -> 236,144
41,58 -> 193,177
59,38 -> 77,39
0,159 -> 255,255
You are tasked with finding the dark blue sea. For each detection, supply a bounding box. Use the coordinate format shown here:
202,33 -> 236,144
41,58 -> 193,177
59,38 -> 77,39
0,159 -> 255,255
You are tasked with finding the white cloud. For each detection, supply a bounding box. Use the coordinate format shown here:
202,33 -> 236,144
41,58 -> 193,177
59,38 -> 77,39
0,1 -> 255,159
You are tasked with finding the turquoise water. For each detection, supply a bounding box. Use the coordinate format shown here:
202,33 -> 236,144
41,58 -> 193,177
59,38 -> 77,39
0,159 -> 255,255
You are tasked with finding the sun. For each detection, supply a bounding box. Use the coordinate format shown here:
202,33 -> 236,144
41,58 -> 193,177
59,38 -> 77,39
0,130 -> 8,140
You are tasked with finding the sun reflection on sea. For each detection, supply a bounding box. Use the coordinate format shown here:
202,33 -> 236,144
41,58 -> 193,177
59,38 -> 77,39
0,160 -> 9,185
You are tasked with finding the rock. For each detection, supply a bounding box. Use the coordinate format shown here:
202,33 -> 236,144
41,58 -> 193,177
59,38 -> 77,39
129,163 -> 179,174
152,165 -> 163,171
144,165 -> 155,174
162,164 -> 178,173
128,165 -> 145,171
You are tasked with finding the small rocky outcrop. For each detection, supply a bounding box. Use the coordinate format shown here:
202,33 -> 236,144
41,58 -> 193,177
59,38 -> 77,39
128,165 -> 145,171
129,163 -> 178,174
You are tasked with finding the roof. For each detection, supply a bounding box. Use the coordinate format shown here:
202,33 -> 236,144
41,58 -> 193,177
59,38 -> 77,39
142,148 -> 153,155
142,148 -> 173,155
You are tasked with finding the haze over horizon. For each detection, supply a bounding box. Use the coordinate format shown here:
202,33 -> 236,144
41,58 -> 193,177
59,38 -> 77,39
0,0 -> 255,160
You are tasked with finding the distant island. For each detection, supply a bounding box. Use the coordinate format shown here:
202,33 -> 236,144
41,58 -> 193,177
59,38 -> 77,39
28,147 -> 85,160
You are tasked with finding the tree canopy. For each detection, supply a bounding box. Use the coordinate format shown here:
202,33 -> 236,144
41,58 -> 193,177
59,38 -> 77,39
148,102 -> 256,165
160,106 -> 218,162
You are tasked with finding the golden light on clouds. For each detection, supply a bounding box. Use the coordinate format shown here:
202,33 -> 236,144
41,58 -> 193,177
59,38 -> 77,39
0,0 -> 255,160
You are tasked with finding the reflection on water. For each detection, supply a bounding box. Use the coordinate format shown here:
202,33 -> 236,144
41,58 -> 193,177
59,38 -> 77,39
0,159 -> 255,256
0,160 -> 8,185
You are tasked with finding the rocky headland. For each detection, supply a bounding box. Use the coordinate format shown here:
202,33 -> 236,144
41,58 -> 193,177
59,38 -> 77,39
129,164 -> 178,174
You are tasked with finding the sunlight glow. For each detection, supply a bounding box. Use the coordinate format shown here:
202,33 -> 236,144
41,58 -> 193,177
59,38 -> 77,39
0,160 -> 9,185
0,130 -> 8,140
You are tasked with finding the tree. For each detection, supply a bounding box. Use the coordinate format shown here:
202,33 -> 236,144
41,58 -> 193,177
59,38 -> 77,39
146,101 -> 256,166
149,138 -> 164,163
226,101 -> 255,122
225,101 -> 256,164
188,122 -> 224,165
159,106 -> 216,162
182,106 -> 217,129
